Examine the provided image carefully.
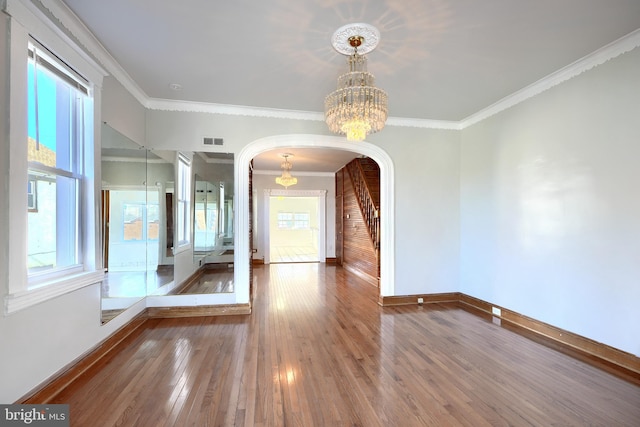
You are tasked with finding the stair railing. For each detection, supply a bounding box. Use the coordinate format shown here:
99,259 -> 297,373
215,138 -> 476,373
345,160 -> 380,254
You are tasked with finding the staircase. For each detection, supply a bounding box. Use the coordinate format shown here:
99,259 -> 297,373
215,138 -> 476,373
344,157 -> 380,279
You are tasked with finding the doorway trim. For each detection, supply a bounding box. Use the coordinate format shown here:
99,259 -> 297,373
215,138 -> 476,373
235,134 -> 395,303
264,189 -> 327,264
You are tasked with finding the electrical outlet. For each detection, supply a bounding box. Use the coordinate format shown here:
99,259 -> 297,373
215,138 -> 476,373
492,307 -> 501,316
417,297 -> 424,305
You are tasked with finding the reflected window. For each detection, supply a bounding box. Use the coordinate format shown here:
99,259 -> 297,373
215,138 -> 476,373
147,203 -> 159,240
177,154 -> 191,246
123,204 -> 143,241
121,202 -> 159,242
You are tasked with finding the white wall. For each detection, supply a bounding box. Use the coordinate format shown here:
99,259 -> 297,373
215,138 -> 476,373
371,126 -> 461,295
460,47 -> 640,356
102,76 -> 146,146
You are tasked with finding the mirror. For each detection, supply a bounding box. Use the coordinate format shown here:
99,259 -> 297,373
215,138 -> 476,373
193,177 -> 219,258
100,124 -> 175,322
173,152 -> 235,295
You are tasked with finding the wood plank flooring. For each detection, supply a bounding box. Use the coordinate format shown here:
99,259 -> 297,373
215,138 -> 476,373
177,269 -> 235,294
51,263 -> 640,426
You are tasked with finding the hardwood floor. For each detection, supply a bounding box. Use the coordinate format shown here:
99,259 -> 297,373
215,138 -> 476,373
52,263 -> 640,426
177,269 -> 235,294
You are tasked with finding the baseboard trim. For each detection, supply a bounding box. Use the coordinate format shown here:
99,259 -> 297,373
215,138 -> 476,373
380,291 -> 639,381
325,257 -> 337,265
18,301 -> 251,403
378,292 -> 460,306
458,294 -> 640,381
147,303 -> 251,318
19,311 -> 148,404
252,258 -> 265,266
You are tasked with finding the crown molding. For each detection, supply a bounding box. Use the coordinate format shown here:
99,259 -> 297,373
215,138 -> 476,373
35,0 -> 640,131
37,0 -> 149,106
460,28 -> 640,129
147,98 -> 324,121
386,116 -> 461,130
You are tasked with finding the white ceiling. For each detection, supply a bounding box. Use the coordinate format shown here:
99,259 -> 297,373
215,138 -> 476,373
58,0 -> 640,172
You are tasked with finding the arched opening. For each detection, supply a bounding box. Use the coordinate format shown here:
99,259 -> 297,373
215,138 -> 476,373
234,134 -> 395,303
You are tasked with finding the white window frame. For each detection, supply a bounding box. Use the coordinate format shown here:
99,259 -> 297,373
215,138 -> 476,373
4,0 -> 106,314
175,152 -> 192,252
26,39 -> 86,283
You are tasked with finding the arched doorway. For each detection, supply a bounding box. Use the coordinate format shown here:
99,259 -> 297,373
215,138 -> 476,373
234,134 -> 395,303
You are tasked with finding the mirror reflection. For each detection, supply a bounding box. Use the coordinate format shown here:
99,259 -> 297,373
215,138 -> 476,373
175,152 -> 235,294
100,124 -> 175,322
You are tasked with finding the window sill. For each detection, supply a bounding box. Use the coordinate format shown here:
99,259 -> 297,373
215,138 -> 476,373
173,243 -> 191,255
4,270 -> 105,315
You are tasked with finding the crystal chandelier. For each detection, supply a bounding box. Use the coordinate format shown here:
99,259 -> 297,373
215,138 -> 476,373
325,23 -> 388,141
275,153 -> 298,189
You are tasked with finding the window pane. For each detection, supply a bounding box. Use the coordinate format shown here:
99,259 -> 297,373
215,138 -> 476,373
123,204 -> 143,241
27,172 -> 79,273
27,61 -> 79,173
147,203 -> 159,240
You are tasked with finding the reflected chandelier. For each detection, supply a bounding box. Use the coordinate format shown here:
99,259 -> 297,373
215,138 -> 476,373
325,23 -> 388,141
275,153 -> 298,189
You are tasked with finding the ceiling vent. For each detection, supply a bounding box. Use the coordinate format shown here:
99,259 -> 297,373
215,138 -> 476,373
203,137 -> 224,146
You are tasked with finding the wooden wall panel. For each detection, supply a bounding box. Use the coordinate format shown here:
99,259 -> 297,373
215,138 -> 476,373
341,165 -> 378,284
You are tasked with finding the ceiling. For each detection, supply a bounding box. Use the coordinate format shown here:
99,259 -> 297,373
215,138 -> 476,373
58,0 -> 640,172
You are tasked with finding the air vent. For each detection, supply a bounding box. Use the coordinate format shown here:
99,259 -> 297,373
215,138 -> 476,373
203,137 -> 224,146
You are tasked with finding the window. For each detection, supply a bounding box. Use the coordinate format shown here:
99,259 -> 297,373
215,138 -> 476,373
277,212 -> 293,229
277,212 -> 310,229
294,213 -> 310,229
5,6 -> 104,313
26,40 -> 89,278
176,154 -> 191,247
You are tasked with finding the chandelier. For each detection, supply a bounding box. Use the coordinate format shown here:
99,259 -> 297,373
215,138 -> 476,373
325,23 -> 388,141
275,153 -> 298,189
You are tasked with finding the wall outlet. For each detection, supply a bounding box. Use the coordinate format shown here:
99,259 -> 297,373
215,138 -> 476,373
492,307 -> 501,316
417,297 -> 424,305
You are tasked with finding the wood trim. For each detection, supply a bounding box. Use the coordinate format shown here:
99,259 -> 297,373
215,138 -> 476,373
378,292 -> 460,306
20,311 -> 148,404
147,304 -> 251,318
18,298 -> 252,403
169,267 -> 205,294
325,257 -> 337,265
252,258 -> 265,266
458,294 -> 640,380
380,292 -> 639,381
